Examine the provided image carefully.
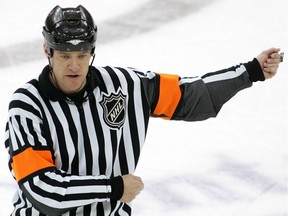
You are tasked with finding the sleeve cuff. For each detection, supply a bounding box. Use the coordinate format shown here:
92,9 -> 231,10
244,58 -> 265,82
110,176 -> 124,200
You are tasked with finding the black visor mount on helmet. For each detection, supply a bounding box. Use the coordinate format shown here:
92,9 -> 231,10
42,5 -> 97,53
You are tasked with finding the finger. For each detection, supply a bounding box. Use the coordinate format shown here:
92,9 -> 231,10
266,57 -> 281,64
264,68 -> 276,75
264,65 -> 278,73
131,176 -> 144,190
137,181 -> 144,191
134,176 -> 142,181
134,176 -> 144,186
264,62 -> 279,70
265,47 -> 281,56
263,71 -> 275,79
263,67 -> 277,78
269,53 -> 283,63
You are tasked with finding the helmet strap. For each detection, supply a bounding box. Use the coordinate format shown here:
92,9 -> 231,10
47,48 -> 53,58
90,53 -> 95,67
48,56 -> 53,73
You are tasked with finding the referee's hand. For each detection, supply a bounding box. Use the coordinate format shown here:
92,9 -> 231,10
256,47 -> 283,80
120,174 -> 144,203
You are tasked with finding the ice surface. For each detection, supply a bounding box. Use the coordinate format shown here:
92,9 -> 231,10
0,0 -> 287,215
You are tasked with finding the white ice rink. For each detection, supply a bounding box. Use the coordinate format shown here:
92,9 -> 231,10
0,0 -> 287,215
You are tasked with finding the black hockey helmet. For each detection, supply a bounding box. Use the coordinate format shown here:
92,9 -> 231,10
42,5 -> 97,55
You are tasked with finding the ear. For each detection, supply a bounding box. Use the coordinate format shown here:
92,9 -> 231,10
43,43 -> 51,58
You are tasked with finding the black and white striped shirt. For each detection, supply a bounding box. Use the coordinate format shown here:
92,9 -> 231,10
5,59 -> 263,215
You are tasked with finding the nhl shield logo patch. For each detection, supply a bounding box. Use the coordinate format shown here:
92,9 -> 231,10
100,89 -> 126,129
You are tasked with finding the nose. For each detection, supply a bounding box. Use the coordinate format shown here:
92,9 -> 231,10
68,58 -> 80,72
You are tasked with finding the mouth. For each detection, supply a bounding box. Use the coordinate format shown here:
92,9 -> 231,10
67,74 -> 80,78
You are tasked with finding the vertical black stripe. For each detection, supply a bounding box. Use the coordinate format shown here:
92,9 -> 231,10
25,121 -> 55,171
25,207 -> 32,215
16,116 -> 30,148
94,68 -> 108,94
4,122 -> 9,147
140,83 -> 150,134
118,68 -> 141,165
109,200 -> 119,216
14,195 -> 22,215
78,105 -> 93,175
150,73 -> 160,113
118,135 -> 128,174
44,100 -> 69,172
27,118 -> 41,148
110,130 -> 118,177
89,95 -> 107,175
10,118 -> 22,152
41,110 -> 55,162
83,204 -> 91,215
104,66 -> 126,175
70,208 -> 77,216
10,119 -> 21,155
97,202 -> 104,215
60,102 -> 79,175
105,66 -> 121,90
123,203 -> 132,215
114,202 -> 124,216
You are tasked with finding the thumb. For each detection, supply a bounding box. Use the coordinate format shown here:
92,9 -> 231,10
265,47 -> 281,56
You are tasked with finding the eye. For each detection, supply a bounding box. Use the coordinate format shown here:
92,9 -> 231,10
61,55 -> 70,60
79,54 -> 88,59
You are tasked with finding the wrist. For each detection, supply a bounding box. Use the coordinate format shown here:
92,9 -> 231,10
244,58 -> 265,82
110,176 -> 124,200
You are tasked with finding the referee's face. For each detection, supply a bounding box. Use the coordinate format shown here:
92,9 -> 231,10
50,50 -> 92,94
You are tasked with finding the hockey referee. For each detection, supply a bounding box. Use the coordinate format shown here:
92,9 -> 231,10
4,5 -> 283,216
